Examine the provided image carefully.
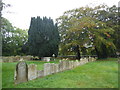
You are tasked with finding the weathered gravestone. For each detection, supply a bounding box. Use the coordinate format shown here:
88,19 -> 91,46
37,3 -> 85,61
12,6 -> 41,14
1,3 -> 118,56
64,61 -> 69,70
71,61 -> 74,68
79,58 -> 85,65
51,63 -> 55,74
63,61 -> 66,70
44,63 -> 51,76
88,57 -> 92,62
41,57 -> 51,62
59,61 -> 64,72
68,61 -> 72,69
28,64 -> 37,80
76,60 -> 79,66
72,61 -> 75,68
66,61 -> 69,70
14,61 -> 28,84
37,70 -> 44,78
54,64 -> 59,73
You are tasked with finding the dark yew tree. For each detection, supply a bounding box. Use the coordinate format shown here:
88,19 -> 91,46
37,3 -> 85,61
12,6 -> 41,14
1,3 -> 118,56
28,16 -> 60,58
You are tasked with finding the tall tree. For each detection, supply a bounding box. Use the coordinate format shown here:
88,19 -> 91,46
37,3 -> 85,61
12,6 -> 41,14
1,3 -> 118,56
56,5 -> 116,59
28,16 -> 60,58
1,17 -> 28,56
96,5 -> 120,55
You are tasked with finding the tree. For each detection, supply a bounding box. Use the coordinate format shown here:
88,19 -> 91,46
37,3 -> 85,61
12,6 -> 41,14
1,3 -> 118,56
28,16 -> 60,58
96,5 -> 120,55
56,5 -> 116,59
1,17 -> 28,56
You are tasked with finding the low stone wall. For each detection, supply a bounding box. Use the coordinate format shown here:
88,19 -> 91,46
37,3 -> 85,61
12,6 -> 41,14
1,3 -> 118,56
2,56 -> 33,62
14,57 -> 96,84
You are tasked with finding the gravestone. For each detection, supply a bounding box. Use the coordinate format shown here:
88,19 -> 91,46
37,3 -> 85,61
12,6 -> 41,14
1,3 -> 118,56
56,64 -> 59,72
14,61 -> 28,84
68,61 -> 71,69
44,63 -> 51,76
63,61 -> 66,70
41,57 -> 51,62
65,61 -> 69,70
28,64 -> 37,80
71,61 -> 74,68
69,61 -> 72,69
88,56 -> 91,62
89,57 -> 92,62
54,64 -> 59,73
66,61 -> 69,70
51,63 -> 55,74
37,70 -> 44,78
75,60 -> 79,66
59,61 -> 63,72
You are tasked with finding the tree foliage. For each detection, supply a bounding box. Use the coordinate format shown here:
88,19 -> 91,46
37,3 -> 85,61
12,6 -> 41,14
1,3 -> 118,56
56,5 -> 117,59
28,16 -> 60,58
1,17 -> 28,56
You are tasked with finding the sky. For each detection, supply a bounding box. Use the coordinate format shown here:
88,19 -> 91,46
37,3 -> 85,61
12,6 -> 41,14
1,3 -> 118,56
2,0 -> 120,29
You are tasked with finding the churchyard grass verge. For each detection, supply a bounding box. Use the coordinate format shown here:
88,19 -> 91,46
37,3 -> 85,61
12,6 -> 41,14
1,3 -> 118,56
2,58 -> 118,88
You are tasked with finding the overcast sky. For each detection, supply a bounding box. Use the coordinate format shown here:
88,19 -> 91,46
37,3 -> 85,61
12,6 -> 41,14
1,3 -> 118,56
2,0 -> 120,29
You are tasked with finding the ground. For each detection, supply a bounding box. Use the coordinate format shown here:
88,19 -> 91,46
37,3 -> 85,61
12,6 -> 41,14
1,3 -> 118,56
2,58 -> 118,88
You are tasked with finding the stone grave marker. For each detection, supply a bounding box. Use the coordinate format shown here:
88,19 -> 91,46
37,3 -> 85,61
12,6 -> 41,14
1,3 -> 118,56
44,63 -> 51,76
68,61 -> 71,69
51,63 -> 55,74
66,61 -> 69,70
14,61 -> 28,84
37,70 -> 44,78
71,61 -> 74,68
59,61 -> 63,72
28,64 -> 37,80
54,64 -> 59,73
41,57 -> 51,62
63,61 -> 66,70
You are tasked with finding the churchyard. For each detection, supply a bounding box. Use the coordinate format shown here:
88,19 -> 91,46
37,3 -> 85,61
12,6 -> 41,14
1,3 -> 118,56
1,1 -> 119,89
2,58 -> 118,88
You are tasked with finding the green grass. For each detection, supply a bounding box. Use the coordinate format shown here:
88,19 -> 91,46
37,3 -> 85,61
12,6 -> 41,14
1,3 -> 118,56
2,58 -> 118,88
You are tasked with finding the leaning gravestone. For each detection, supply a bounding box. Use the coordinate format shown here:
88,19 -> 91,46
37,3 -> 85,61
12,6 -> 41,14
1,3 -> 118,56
14,61 -> 28,84
28,64 -> 37,80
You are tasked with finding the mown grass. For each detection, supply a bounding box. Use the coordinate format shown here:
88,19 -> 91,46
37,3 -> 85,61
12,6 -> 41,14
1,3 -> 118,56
2,58 -> 118,88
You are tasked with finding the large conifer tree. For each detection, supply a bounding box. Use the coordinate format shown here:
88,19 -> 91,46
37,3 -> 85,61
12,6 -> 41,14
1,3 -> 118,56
28,16 -> 60,58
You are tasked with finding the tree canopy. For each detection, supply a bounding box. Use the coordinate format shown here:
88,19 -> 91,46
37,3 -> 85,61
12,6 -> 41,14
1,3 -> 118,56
28,16 -> 60,58
1,17 -> 28,56
1,4 -> 119,59
56,5 -> 118,59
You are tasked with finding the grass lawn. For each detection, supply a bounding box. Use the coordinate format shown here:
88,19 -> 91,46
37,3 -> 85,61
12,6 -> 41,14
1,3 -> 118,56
2,58 -> 118,88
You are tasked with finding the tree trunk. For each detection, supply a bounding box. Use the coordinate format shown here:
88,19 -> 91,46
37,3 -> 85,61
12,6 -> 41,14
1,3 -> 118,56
76,45 -> 81,60
95,44 -> 108,59
95,46 -> 100,59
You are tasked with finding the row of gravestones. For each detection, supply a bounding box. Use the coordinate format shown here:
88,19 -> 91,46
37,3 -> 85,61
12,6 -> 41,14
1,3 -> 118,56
2,56 -> 33,62
14,57 -> 96,84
